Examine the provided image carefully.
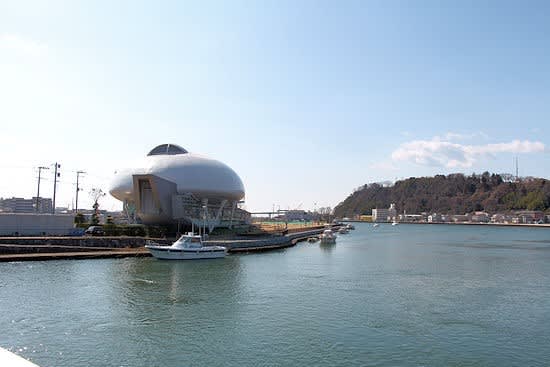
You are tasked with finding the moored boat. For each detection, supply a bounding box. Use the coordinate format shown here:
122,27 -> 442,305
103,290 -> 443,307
319,229 -> 337,245
145,234 -> 227,260
338,227 -> 349,234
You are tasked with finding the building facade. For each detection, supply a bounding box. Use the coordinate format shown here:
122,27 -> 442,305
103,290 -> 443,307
372,203 -> 397,222
109,144 -> 250,232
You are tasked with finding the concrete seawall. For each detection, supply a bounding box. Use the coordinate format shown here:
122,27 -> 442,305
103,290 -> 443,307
0,236 -> 170,248
207,227 -> 337,252
0,226 -> 337,261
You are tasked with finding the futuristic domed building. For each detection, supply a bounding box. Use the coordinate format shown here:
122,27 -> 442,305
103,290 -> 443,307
109,144 -> 249,231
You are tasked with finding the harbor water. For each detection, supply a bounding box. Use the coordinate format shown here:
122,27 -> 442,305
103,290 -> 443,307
1,223 -> 549,366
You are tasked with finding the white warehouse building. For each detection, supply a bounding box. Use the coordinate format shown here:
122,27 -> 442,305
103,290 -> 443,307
109,144 -> 250,231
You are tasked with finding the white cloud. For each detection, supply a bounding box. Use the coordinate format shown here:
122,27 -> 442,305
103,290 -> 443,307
0,33 -> 47,56
392,137 -> 545,168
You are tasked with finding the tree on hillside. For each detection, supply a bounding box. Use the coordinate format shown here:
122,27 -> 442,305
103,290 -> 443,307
333,173 -> 550,217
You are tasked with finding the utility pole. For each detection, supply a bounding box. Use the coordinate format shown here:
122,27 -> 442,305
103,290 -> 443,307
52,162 -> 61,214
75,170 -> 86,213
36,166 -> 49,212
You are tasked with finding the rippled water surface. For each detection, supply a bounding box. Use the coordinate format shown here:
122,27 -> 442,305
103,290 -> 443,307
1,223 -> 550,366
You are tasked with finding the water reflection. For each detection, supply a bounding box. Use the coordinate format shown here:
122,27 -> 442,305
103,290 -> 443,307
319,242 -> 336,252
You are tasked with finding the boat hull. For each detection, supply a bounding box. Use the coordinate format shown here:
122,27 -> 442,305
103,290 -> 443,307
320,237 -> 336,245
146,246 -> 227,260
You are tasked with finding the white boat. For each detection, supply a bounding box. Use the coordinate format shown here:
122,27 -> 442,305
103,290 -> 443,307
373,223 -> 379,228
145,234 -> 227,260
391,221 -> 398,226
319,229 -> 336,245
345,224 -> 355,230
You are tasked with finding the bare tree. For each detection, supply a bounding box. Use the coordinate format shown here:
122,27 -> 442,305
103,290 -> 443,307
89,188 -> 106,225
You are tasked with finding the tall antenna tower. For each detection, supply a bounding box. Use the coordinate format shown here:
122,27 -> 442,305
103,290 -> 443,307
515,156 -> 519,181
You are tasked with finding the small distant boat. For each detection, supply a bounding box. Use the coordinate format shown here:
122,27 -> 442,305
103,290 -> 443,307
373,223 -> 379,228
145,234 -> 227,260
345,224 -> 355,230
391,221 -> 399,226
319,229 -> 337,245
338,227 -> 349,234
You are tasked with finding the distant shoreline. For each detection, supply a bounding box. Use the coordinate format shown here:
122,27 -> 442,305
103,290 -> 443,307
344,220 -> 550,228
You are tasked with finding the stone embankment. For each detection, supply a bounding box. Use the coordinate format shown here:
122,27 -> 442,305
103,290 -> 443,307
0,236 -> 169,261
0,226 -> 338,261
0,236 -> 170,248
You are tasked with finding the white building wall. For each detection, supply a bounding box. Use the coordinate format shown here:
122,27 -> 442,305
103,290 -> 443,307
0,214 -> 75,236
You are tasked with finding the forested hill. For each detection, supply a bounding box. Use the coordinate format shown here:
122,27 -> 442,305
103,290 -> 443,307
334,173 -> 550,218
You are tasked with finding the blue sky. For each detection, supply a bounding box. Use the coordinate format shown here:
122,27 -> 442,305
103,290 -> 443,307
1,0 -> 549,212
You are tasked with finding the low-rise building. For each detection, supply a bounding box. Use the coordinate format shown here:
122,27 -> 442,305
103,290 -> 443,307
428,213 -> 442,223
515,210 -> 545,224
452,214 -> 470,223
398,214 -> 423,222
471,211 -> 490,223
491,213 -> 516,224
284,210 -> 314,222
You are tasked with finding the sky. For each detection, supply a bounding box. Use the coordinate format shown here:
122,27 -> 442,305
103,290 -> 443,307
1,0 -> 549,212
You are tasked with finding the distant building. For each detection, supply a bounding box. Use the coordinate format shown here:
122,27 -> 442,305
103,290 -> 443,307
428,213 -> 442,223
372,208 -> 389,222
471,211 -> 490,223
515,211 -> 545,224
0,197 -> 34,213
372,203 -> 397,222
0,197 -> 53,214
33,197 -> 53,213
452,214 -> 469,223
284,210 -> 313,222
491,214 -> 511,223
398,214 -> 423,222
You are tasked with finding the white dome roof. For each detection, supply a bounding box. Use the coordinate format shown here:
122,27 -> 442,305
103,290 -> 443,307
109,145 -> 245,202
